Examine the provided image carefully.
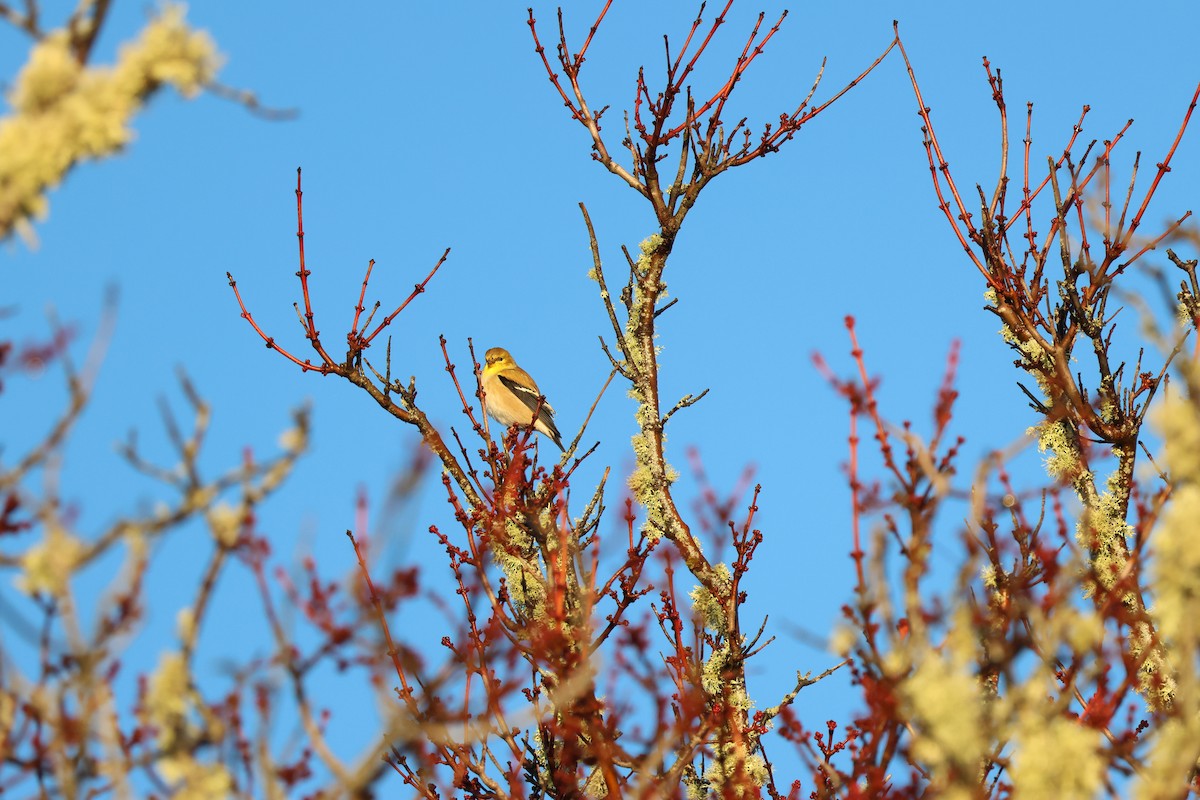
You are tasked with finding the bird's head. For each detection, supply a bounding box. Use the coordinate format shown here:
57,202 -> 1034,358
484,347 -> 515,371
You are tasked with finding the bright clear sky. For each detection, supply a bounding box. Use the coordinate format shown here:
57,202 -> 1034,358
3,0 -> 1199,789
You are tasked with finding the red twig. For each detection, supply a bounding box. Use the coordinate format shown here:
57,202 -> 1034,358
1127,78 -> 1200,235
226,272 -> 331,374
349,259 -> 375,344
292,170 -> 337,367
347,530 -> 416,699
362,249 -> 450,346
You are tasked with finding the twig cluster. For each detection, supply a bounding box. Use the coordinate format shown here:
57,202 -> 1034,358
222,3 -> 894,795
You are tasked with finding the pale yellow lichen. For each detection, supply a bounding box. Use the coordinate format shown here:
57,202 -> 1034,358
905,656 -> 986,769
205,502 -> 242,547
699,640 -> 754,716
704,741 -> 768,797
11,31 -> 80,112
1099,397 -> 1119,425
129,7 -> 218,97
0,6 -> 221,241
16,522 -> 84,597
176,608 -> 196,643
584,766 -> 609,798
1009,708 -> 1102,797
1076,488 -> 1134,591
1062,606 -> 1105,654
1136,716 -> 1200,800
1000,324 -> 1053,370
882,647 -> 912,677
1176,300 -> 1195,327
689,564 -> 731,631
262,460 -> 291,493
144,651 -> 191,749
1154,391 -> 1200,488
183,484 -> 217,513
278,425 -> 307,452
0,690 -> 12,735
1129,621 -> 1175,709
683,766 -> 708,800
495,518 -> 547,616
1028,420 -> 1085,481
92,681 -> 135,795
146,651 -> 190,718
123,521 -> 148,554
621,231 -> 683,541
1152,484 -> 1200,648
900,616 -> 987,778
828,624 -> 858,657
636,234 -> 664,271
626,448 -> 667,542
700,643 -> 731,697
23,684 -> 51,718
158,754 -> 233,800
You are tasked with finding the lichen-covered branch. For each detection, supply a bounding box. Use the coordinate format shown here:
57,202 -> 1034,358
898,33 -> 1200,710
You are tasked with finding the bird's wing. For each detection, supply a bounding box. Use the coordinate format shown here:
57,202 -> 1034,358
498,372 -> 555,417
498,370 -> 564,451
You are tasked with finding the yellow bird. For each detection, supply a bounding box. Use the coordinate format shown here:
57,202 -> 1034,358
481,347 -> 564,452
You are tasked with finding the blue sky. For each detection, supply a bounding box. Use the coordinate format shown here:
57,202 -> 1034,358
2,0 -> 1199,789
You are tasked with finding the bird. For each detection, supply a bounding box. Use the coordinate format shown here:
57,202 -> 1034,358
481,347 -> 565,452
